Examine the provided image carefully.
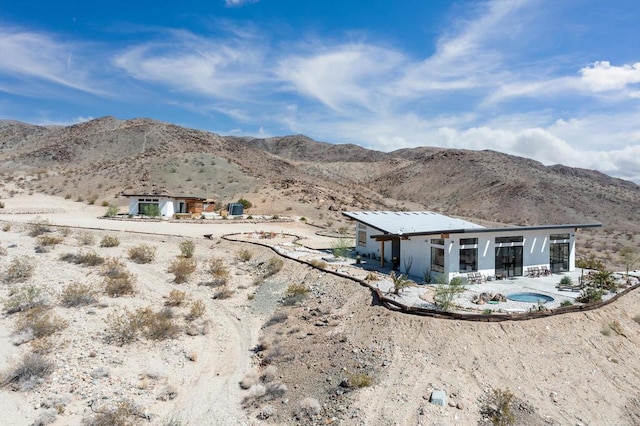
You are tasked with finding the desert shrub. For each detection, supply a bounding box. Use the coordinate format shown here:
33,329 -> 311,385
101,258 -> 127,278
179,240 -> 195,258
186,300 -> 206,321
104,271 -> 136,297
128,244 -> 156,263
101,200 -> 110,207
139,204 -> 160,217
433,276 -> 467,311
263,257 -> 283,278
345,371 -> 373,388
99,235 -> 120,247
283,283 -> 309,305
207,257 -> 229,286
61,251 -> 105,266
0,201 -> 4,208
609,320 -> 624,336
165,290 -> 187,307
309,259 -> 327,268
560,300 -> 573,307
3,283 -> 49,314
36,235 -> 63,248
576,287 -> 603,303
58,227 -> 72,237
86,195 -> 98,205
105,309 -> 139,345
2,222 -> 11,232
28,219 -> 51,237
3,257 -> 36,284
213,285 -> 234,299
559,276 -> 573,286
0,245 -> 7,256
297,397 -> 321,419
365,272 -> 379,281
239,370 -> 259,389
236,249 -> 253,262
60,282 -> 97,307
103,204 -> 119,218
482,388 -> 516,426
82,399 -> 143,426
1,353 -> 54,391
136,307 -> 181,340
390,271 -> 413,295
15,306 -> 68,339
76,231 -> 95,246
237,198 -> 252,210
331,238 -> 351,259
263,312 -> 288,328
168,257 -> 197,283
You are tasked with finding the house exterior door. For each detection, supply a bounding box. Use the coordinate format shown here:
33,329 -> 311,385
495,246 -> 523,277
391,238 -> 400,270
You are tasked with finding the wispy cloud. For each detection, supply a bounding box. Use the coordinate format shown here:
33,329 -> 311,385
224,0 -> 259,8
113,30 -> 268,100
0,27 -> 105,96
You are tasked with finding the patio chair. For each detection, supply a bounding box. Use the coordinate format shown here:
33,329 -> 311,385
541,266 -> 552,276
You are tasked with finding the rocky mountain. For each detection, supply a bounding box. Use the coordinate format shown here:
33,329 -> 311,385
0,116 -> 639,234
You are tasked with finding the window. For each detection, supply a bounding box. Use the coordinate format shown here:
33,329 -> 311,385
550,233 -> 570,241
431,238 -> 444,246
431,247 -> 445,273
357,230 -> 367,247
460,238 -> 478,245
459,248 -> 477,272
495,236 -> 523,244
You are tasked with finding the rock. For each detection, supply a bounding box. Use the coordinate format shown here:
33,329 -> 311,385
448,401 -> 456,407
456,402 -> 464,410
479,292 -> 492,302
492,293 -> 506,302
430,390 -> 447,407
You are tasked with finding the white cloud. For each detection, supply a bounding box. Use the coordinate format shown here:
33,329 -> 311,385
580,61 -> 640,92
0,28 -> 104,96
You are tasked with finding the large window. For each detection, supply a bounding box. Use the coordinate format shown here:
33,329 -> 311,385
550,243 -> 569,272
138,198 -> 160,216
431,247 -> 445,273
459,248 -> 477,272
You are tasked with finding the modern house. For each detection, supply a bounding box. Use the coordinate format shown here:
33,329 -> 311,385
122,193 -> 209,218
343,211 -> 601,281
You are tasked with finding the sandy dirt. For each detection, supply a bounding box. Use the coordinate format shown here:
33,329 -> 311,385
1,193 -> 640,426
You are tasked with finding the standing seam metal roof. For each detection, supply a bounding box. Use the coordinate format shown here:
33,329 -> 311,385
342,211 -> 485,235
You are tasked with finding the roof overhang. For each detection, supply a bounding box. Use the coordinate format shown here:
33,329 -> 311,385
121,192 -> 206,201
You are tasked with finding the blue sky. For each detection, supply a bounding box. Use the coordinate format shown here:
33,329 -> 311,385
1,0 -> 639,182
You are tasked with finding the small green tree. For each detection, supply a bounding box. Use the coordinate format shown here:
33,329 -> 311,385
620,246 -> 638,279
237,198 -> 252,210
104,204 -> 119,218
140,204 -> 160,217
433,276 -> 467,311
390,271 -> 412,295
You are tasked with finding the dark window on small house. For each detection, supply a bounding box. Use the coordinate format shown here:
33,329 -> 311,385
495,236 -> 523,244
431,238 -> 444,246
550,233 -> 570,241
460,238 -> 478,245
431,247 -> 445,273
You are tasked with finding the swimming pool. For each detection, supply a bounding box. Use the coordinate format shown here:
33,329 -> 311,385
506,292 -> 554,303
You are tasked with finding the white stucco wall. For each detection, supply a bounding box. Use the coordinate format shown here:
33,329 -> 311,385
127,197 -> 176,217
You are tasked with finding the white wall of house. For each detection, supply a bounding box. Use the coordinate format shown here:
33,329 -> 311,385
352,221 -> 577,282
127,197 -> 176,217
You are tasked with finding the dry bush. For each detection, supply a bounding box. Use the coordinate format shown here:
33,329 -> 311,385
2,222 -> 11,232
236,249 -> 253,262
165,290 -> 187,307
297,397 -> 322,419
263,312 -> 288,328
345,371 -> 374,388
168,257 -> 197,283
186,300 -> 206,321
128,244 -> 156,264
105,309 -> 139,346
99,235 -> 120,247
261,365 -> 278,383
82,399 -> 144,426
365,272 -> 379,281
101,258 -> 127,278
3,283 -> 49,314
36,235 -> 63,247
207,257 -> 229,286
0,245 -> 7,256
1,353 -> 54,391
137,307 -> 181,341
104,271 -> 136,297
309,259 -> 327,268
60,250 -> 105,267
28,219 -> 51,237
213,285 -> 234,299
481,388 -> 516,426
239,370 -> 259,389
75,231 -> 95,246
3,256 -> 36,284
60,282 -> 98,307
15,306 -> 68,340
179,240 -> 195,258
58,227 -> 72,237
263,257 -> 283,278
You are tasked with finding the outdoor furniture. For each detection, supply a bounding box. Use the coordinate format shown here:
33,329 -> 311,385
466,272 -> 484,284
541,266 -> 552,276
526,266 -> 541,277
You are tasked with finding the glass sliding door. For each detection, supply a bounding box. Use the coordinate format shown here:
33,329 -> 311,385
550,243 -> 569,272
495,246 -> 523,277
